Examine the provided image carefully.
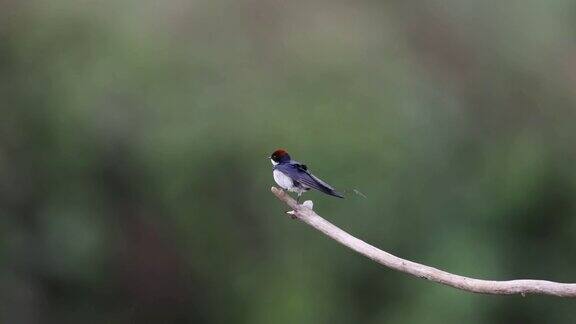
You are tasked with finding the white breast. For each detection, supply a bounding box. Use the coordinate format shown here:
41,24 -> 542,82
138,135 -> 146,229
273,169 -> 294,190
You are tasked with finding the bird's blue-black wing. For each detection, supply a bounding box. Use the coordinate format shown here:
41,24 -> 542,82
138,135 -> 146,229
275,162 -> 344,198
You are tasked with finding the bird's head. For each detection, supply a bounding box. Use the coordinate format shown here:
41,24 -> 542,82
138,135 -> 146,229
270,149 -> 291,165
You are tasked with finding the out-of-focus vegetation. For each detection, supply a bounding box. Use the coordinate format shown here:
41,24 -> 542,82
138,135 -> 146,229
2,0 -> 576,323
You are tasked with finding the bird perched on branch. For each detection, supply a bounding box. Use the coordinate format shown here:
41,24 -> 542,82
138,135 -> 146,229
269,149 -> 344,203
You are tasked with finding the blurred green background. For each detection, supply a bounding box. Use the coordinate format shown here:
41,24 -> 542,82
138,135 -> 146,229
2,0 -> 576,323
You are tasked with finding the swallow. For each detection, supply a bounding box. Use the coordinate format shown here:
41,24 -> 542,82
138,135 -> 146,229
270,149 -> 344,203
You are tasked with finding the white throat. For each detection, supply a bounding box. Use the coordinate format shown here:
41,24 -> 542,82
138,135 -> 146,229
270,159 -> 278,166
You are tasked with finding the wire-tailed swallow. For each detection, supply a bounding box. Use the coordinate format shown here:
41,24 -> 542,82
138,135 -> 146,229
270,149 -> 344,202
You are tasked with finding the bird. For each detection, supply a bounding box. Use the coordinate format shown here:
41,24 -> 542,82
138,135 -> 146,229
269,149 -> 344,203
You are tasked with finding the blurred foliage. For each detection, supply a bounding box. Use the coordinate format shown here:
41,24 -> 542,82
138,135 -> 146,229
1,0 -> 576,323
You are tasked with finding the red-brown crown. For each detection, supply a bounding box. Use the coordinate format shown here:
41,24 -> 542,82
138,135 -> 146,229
272,149 -> 287,156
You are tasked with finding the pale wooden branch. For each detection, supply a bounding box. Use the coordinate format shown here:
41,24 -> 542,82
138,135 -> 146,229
271,187 -> 576,298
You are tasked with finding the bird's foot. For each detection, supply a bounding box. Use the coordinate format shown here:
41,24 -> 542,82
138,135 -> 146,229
301,200 -> 313,209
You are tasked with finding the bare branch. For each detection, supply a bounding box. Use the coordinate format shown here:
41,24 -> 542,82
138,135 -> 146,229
271,187 -> 576,298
